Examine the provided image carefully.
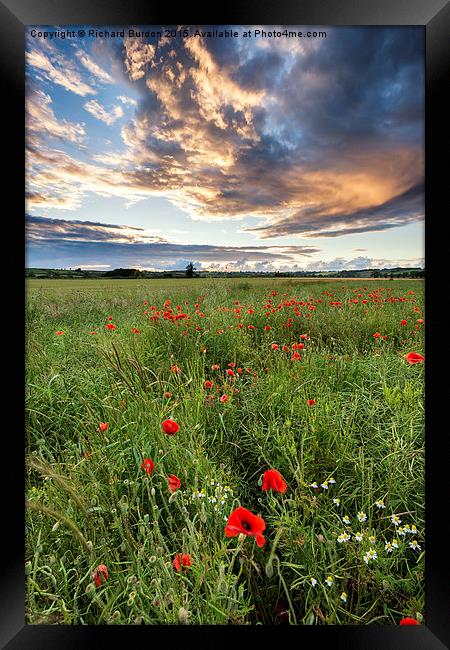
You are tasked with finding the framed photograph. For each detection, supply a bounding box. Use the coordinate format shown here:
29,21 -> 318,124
3,0 -> 448,647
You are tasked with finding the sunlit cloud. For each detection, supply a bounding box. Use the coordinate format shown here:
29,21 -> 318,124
117,95 -> 138,106
75,49 -> 115,84
26,88 -> 86,144
25,26 -> 424,268
84,100 -> 124,125
26,46 -> 95,96
124,35 -> 156,80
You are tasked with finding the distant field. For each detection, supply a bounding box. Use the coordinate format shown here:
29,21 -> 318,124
26,278 -> 425,625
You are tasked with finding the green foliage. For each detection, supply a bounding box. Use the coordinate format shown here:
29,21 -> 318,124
26,278 -> 424,625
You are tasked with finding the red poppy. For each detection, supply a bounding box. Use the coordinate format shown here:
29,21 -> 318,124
404,352 -> 425,364
141,457 -> 155,476
262,469 -> 287,494
131,328 -> 140,334
97,422 -> 108,432
400,320 -> 407,326
399,617 -> 419,626
372,332 -> 381,339
162,419 -> 180,435
163,391 -> 172,399
172,553 -> 191,572
227,369 -> 236,377
225,506 -> 266,547
92,564 -> 108,587
55,330 -> 64,336
106,323 -> 117,330
107,316 -> 113,321
220,394 -> 229,403
167,475 -> 181,492
306,399 -> 316,406
171,364 -> 181,373
204,380 -> 214,389
211,364 -> 220,370
271,343 -> 279,350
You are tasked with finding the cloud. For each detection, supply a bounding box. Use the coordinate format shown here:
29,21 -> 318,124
124,36 -> 156,80
304,256 -> 424,271
248,182 -> 424,238
26,88 -> 86,143
26,28 -> 424,239
84,100 -> 124,125
117,95 -> 138,106
26,46 -> 95,96
75,50 -> 114,84
26,214 -> 166,244
26,215 -> 320,269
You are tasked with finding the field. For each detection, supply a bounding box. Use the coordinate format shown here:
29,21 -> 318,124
25,278 -> 425,625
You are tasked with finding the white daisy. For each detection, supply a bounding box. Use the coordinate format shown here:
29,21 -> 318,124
357,512 -> 367,523
363,548 -> 378,564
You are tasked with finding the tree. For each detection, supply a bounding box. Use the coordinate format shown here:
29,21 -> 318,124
185,262 -> 196,278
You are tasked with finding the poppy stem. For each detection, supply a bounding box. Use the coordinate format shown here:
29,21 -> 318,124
274,555 -> 298,625
226,536 -> 245,610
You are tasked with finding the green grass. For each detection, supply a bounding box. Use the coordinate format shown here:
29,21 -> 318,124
26,278 -> 424,625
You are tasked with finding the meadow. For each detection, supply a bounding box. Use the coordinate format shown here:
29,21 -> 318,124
25,278 -> 425,625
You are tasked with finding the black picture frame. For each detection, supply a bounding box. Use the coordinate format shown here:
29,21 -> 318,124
5,0 -> 448,647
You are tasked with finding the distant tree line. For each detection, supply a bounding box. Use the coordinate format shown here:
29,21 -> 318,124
25,266 -> 424,280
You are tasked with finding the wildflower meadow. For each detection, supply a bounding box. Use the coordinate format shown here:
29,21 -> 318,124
26,278 -> 424,625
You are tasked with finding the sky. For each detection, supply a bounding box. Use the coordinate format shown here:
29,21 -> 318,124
25,25 -> 425,272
